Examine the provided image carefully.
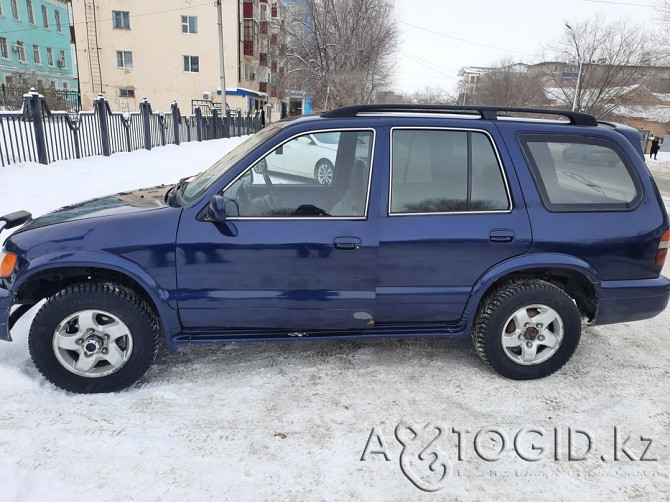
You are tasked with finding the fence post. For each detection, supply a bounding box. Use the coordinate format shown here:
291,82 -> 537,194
236,109 -> 242,137
94,94 -> 112,157
212,108 -> 220,139
140,98 -> 153,150
224,108 -> 231,138
171,101 -> 181,145
195,107 -> 203,142
26,89 -> 49,164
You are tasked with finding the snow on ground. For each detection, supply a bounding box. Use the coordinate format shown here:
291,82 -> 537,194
1,141 -> 670,501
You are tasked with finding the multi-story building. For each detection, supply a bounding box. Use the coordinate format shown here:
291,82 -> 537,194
0,0 -> 78,91
71,0 -> 288,117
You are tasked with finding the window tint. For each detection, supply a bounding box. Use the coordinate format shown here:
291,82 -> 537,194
520,135 -> 640,211
390,129 -> 509,214
222,130 -> 373,218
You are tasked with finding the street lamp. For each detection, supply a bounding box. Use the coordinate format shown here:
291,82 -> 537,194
565,23 -> 582,112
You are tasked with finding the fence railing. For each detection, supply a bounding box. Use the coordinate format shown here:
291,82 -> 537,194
0,89 -> 263,167
0,84 -> 81,112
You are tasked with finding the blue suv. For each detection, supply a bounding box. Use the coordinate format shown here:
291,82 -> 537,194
1,105 -> 669,393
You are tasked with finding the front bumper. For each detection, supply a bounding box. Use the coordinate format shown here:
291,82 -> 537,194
0,287 -> 14,341
595,275 -> 670,325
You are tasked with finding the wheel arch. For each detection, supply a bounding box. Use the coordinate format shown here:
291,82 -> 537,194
12,253 -> 181,351
462,254 -> 600,333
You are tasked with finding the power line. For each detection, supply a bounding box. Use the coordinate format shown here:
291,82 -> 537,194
399,21 -> 534,57
0,2 -> 213,36
400,51 -> 459,81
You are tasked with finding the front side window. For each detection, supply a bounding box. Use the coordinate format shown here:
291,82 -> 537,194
116,50 -> 133,68
519,134 -> 641,211
181,15 -> 197,34
183,55 -> 199,73
222,130 -> 374,218
113,10 -> 129,29
390,129 -> 509,214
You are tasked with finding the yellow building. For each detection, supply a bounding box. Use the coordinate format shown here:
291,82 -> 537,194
71,0 -> 286,118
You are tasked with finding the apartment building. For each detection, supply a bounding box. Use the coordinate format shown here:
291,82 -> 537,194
0,0 -> 78,90
71,0 -> 287,116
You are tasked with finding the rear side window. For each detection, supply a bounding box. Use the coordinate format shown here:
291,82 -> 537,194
519,134 -> 641,212
390,129 -> 510,214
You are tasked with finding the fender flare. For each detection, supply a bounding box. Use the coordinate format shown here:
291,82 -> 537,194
459,252 -> 600,333
12,251 -> 181,352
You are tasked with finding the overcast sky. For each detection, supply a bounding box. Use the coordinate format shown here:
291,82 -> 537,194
393,0 -> 659,94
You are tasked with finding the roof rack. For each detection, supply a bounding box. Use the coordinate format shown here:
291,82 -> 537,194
321,104 -> 598,127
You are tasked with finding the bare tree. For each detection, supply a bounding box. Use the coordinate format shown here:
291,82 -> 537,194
542,15 -> 651,117
410,86 -> 455,104
284,0 -> 399,111
471,59 -> 548,108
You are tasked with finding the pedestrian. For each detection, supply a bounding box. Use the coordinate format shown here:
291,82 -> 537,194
650,135 -> 660,160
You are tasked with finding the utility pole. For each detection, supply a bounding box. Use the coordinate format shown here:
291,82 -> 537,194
572,60 -> 583,112
217,0 -> 228,111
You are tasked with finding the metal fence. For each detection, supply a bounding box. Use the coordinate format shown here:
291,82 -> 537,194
0,90 -> 263,167
0,84 -> 81,112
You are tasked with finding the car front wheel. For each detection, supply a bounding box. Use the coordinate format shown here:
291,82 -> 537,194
29,283 -> 159,393
471,280 -> 581,379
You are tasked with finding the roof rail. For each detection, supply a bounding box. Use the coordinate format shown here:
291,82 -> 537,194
321,104 -> 598,127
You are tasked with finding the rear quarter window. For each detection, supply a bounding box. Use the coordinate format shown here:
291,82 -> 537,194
519,134 -> 641,212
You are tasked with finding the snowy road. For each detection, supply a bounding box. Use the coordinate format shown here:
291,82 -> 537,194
1,140 -> 669,501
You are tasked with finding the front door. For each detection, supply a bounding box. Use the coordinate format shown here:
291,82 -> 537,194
175,129 -> 378,332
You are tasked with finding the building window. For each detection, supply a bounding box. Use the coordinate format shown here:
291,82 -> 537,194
5,76 -> 14,85
41,5 -> 48,28
27,0 -> 35,24
113,10 -> 130,29
0,38 -> 8,59
181,15 -> 197,34
46,47 -> 54,66
183,55 -> 199,73
58,49 -> 65,67
0,1 -> 4,16
11,0 -> 20,20
116,50 -> 133,68
33,44 -> 40,64
16,41 -> 26,62
119,88 -> 135,98
55,10 -> 62,32
62,81 -> 68,90
49,80 -> 56,88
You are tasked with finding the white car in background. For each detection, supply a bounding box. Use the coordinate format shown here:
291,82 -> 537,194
255,132 -> 339,184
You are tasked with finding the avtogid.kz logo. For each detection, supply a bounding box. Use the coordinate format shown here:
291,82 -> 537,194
360,423 -> 657,492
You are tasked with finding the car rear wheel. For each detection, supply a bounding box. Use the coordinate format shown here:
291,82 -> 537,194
29,283 -> 159,393
471,280 -> 581,379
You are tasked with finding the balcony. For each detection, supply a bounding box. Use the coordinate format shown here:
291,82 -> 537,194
259,82 -> 268,93
271,61 -> 277,73
260,52 -> 268,67
243,1 -> 257,19
244,40 -> 256,57
260,21 -> 269,36
272,6 -> 278,17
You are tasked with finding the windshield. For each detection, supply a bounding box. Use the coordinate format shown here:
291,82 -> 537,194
181,125 -> 281,201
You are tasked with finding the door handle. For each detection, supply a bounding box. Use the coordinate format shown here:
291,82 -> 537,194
334,237 -> 362,250
489,230 -> 515,243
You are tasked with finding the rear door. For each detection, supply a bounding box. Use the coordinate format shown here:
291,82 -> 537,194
376,123 -> 532,324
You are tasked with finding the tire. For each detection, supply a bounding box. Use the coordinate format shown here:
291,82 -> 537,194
28,283 -> 159,393
471,280 -> 581,380
314,159 -> 335,185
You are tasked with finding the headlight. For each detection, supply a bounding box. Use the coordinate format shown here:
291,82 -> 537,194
0,251 -> 17,278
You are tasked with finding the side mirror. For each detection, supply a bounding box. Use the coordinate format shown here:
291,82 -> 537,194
205,195 -> 227,222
